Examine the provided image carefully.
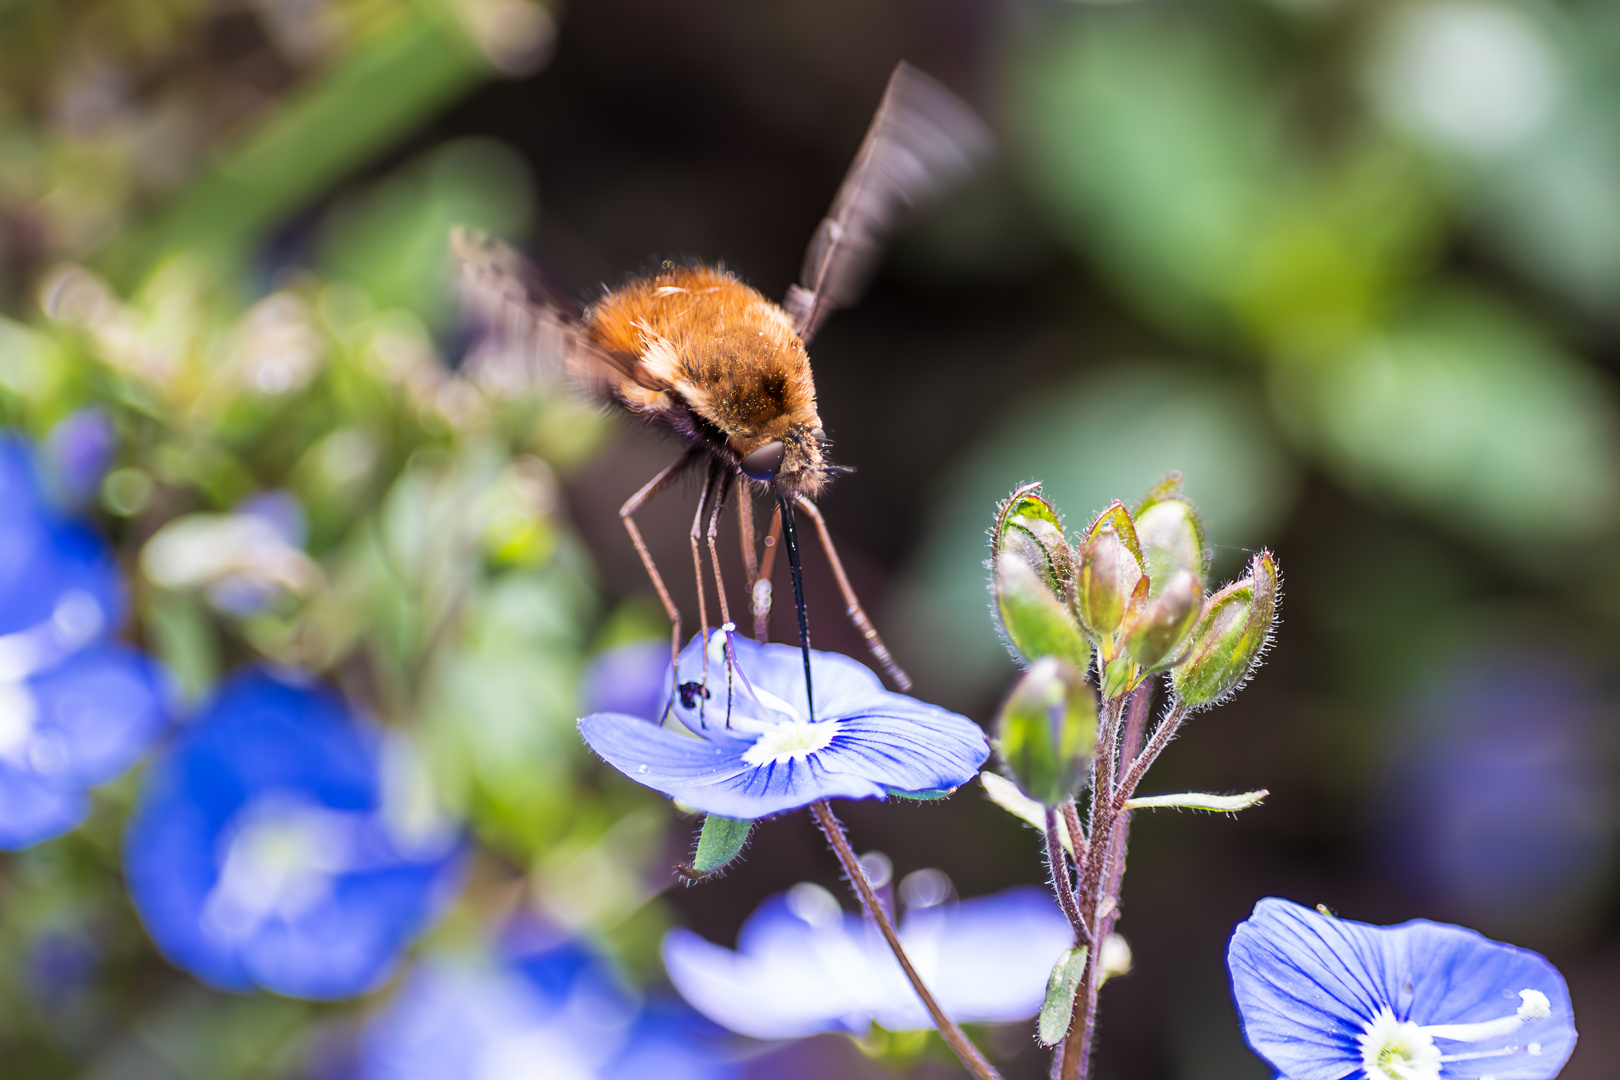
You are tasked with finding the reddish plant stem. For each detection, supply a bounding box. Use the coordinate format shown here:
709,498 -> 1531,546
1058,683 -> 1155,1080
1044,806 -> 1087,945
810,800 -> 1002,1080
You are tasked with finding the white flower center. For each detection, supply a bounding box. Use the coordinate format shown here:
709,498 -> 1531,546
1360,990 -> 1553,1080
742,717 -> 839,766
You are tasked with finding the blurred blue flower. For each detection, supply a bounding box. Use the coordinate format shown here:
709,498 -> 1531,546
1228,898 -> 1576,1080
125,669 -> 462,999
0,435 -> 168,849
579,631 -> 989,818
359,927 -> 739,1080
1375,652 -> 1617,932
581,639 -> 670,722
663,882 -> 1072,1038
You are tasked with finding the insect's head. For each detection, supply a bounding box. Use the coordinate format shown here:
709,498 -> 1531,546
739,426 -> 839,496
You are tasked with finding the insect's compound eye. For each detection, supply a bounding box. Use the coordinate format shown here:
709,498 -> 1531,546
740,440 -> 786,482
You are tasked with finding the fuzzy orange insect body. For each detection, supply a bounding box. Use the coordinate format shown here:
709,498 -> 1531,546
587,265 -> 828,497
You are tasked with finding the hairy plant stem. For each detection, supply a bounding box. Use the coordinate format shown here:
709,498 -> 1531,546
1044,806 -> 1087,945
810,800 -> 1002,1080
1057,684 -> 1158,1080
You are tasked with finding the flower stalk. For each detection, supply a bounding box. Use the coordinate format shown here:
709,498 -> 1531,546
810,799 -> 1003,1080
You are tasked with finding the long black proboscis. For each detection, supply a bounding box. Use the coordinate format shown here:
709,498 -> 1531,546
777,491 -> 815,721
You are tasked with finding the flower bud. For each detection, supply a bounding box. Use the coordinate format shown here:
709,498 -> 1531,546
1123,568 -> 1202,671
995,553 -> 1090,672
995,657 -> 1098,806
993,484 -> 1073,598
1171,551 -> 1279,709
1075,502 -> 1143,654
1133,487 -> 1206,598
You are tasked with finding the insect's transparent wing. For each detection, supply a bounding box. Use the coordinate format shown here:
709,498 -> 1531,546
784,62 -> 994,345
450,226 -> 640,398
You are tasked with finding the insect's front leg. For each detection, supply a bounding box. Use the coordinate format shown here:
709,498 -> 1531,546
794,494 -> 912,691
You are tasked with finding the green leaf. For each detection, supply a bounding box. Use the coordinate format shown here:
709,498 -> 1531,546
1122,789 -> 1268,813
1039,946 -> 1088,1047
687,815 -> 751,878
979,772 -> 1074,855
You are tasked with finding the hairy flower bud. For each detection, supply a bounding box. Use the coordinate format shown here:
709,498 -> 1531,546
1171,551 -> 1279,709
992,484 -> 1088,670
1134,484 -> 1206,598
995,657 -> 1098,806
1075,502 -> 1143,656
1123,568 -> 1203,671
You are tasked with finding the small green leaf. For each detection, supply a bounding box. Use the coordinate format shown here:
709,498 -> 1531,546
1122,789 -> 1268,813
683,815 -> 751,879
979,772 -> 1074,855
1039,946 -> 1089,1046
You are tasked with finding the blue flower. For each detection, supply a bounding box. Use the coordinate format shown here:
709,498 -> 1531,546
0,435 -> 168,849
358,927 -> 740,1080
125,669 -> 463,999
581,639 -> 670,723
578,631 -> 989,818
1228,898 -> 1576,1080
662,882 -> 1072,1038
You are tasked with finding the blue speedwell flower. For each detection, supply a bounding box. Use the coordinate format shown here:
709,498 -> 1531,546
663,882 -> 1072,1038
359,926 -> 739,1080
125,669 -> 462,999
578,630 -> 989,818
1228,898 -> 1576,1080
0,435 -> 168,848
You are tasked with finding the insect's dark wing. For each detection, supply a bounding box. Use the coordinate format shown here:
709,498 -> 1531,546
450,226 -> 642,398
784,62 -> 994,345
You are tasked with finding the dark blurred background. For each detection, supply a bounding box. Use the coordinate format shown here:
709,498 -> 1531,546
2,0 -> 1617,1077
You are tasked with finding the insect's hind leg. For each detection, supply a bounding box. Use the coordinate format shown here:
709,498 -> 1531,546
620,455 -> 696,680
793,494 -> 912,691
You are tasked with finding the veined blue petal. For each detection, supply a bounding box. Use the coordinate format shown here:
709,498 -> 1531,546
1228,899 -> 1576,1080
578,713 -> 755,788
817,711 -> 988,795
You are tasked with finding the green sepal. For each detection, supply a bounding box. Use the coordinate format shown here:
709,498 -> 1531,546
679,814 -> 751,881
1171,550 -> 1279,709
1122,789 -> 1268,813
993,482 -> 1074,599
885,787 -> 952,801
995,553 -> 1091,671
1039,945 -> 1089,1046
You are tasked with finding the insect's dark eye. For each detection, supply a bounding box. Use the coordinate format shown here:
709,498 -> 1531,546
740,440 -> 786,482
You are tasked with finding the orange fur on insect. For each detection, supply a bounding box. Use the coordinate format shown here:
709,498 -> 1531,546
586,265 -> 829,494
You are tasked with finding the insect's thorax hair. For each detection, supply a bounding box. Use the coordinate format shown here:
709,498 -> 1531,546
586,265 -> 828,495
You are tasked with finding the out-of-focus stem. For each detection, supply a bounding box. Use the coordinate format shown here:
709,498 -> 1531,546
810,800 -> 1002,1080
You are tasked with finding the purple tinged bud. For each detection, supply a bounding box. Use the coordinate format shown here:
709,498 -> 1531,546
1075,502 -> 1144,656
1171,551 -> 1279,709
1123,568 -> 1203,672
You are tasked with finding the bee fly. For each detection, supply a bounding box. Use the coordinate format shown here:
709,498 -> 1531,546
453,62 -> 992,719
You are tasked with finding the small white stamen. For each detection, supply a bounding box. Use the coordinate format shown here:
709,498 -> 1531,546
741,717 -> 838,766
1420,987 -> 1550,1043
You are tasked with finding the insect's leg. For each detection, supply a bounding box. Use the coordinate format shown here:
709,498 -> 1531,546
705,475 -> 736,725
688,466 -> 726,723
620,458 -> 691,675
705,474 -> 734,628
794,494 -> 913,691
737,476 -> 760,603
753,506 -> 782,643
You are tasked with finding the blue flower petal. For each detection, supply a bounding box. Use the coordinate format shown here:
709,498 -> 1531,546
24,643 -> 168,786
1393,919 -> 1576,1080
667,635 -> 890,732
818,709 -> 989,796
665,886 -> 1072,1038
0,762 -> 89,849
126,668 -> 462,999
1229,899 -> 1576,1080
